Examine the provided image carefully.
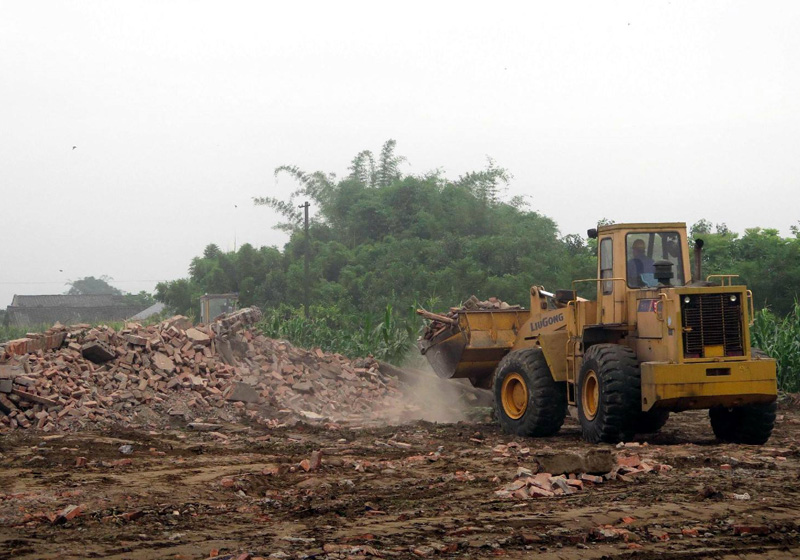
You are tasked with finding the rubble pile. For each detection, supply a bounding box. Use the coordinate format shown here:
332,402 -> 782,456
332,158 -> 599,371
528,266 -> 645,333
494,446 -> 672,500
0,307 -> 404,432
417,295 -> 523,342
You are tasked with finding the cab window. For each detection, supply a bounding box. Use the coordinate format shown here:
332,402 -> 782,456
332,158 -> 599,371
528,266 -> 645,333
626,231 -> 684,287
600,238 -> 613,294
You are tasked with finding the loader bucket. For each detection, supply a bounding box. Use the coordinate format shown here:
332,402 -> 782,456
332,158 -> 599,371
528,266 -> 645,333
419,309 -> 529,387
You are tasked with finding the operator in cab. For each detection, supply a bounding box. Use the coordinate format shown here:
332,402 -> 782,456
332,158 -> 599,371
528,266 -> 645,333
627,238 -> 656,287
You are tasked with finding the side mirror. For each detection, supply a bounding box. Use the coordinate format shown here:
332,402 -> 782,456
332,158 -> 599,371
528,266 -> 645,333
587,228 -> 598,239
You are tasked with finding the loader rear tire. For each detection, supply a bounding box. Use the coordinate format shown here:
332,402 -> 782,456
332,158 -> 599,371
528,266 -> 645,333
577,344 -> 641,443
636,409 -> 670,434
709,402 -> 776,445
493,348 -> 567,437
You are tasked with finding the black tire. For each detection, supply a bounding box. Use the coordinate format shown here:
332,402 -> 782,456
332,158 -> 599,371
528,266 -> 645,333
577,344 -> 641,443
708,347 -> 778,445
636,409 -> 670,434
493,348 -> 567,437
709,402 -> 776,445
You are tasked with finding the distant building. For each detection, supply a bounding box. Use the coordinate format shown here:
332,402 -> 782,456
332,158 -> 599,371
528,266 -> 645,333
129,302 -> 166,321
5,294 -> 151,327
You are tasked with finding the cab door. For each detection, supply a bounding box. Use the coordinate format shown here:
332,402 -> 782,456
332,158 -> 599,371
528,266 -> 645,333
598,237 -> 623,324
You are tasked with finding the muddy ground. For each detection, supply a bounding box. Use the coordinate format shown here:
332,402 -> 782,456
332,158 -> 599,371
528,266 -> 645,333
1,406 -> 799,560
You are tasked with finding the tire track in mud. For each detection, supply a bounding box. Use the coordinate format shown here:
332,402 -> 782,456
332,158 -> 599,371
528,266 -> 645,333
0,409 -> 798,559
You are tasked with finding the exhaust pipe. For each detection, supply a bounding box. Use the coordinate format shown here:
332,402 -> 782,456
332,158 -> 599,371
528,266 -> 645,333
694,239 -> 705,282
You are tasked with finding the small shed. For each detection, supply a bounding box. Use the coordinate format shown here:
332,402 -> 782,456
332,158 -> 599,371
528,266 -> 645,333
199,293 -> 238,323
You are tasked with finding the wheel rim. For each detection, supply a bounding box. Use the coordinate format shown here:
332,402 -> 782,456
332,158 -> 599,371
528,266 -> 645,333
501,372 -> 528,420
582,369 -> 600,421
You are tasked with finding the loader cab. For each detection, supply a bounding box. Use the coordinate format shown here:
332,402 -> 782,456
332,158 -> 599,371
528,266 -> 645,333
625,231 -> 685,288
591,223 -> 691,326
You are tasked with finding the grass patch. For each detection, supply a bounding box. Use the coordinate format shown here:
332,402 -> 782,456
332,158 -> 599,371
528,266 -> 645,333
751,301 -> 800,393
257,304 -> 417,365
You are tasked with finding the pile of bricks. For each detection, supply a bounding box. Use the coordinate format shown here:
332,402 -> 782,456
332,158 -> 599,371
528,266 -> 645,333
495,468 -> 603,499
0,306 -> 404,432
495,450 -> 673,501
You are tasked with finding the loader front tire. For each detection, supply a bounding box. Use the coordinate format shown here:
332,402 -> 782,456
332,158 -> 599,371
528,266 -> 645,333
577,344 -> 641,443
493,348 -> 567,437
709,402 -> 776,445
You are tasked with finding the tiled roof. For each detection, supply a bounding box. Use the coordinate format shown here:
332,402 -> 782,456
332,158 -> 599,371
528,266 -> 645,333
10,294 -> 130,308
6,294 -> 152,327
129,302 -> 166,320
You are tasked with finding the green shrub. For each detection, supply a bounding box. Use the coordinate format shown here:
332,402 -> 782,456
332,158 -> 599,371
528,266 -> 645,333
751,302 -> 800,393
257,304 -> 417,365
0,324 -> 50,344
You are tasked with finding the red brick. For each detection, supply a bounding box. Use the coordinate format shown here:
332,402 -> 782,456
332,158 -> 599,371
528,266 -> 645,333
580,473 -> 604,484
511,488 -> 529,500
528,485 -> 554,498
617,454 -> 641,468
682,528 -> 699,537
54,504 -> 82,524
733,525 -> 770,536
121,510 -> 143,522
309,450 -> 322,471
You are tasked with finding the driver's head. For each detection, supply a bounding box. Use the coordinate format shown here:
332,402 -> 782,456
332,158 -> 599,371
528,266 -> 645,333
632,239 -> 646,256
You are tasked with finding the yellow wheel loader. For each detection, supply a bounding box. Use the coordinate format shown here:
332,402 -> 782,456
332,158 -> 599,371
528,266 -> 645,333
418,222 -> 778,444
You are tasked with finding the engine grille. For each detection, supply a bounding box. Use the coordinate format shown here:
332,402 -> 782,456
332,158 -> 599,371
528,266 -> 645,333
681,293 -> 744,358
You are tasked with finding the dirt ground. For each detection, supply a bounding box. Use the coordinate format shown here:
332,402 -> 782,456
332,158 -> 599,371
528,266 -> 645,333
1,405 -> 799,560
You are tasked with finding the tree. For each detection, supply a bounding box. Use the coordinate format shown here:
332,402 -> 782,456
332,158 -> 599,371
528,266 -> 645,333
348,150 -> 377,187
253,166 -> 336,232
376,139 -> 406,188
166,145 -> 797,343
66,276 -> 122,296
155,278 -> 200,317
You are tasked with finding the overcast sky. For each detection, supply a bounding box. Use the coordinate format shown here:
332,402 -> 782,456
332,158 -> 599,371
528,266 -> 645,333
2,1 -> 799,308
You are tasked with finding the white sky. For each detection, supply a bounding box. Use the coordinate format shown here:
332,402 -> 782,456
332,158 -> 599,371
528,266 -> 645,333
2,1 -> 799,307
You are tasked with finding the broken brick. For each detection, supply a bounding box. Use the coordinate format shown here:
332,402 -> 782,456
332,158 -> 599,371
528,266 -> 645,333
53,504 -> 82,524
733,525 -> 770,536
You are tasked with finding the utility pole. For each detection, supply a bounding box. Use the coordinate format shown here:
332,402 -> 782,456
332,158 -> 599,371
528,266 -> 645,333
299,201 -> 310,318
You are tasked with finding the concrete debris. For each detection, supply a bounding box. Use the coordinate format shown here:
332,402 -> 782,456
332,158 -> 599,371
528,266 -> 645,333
418,295 -> 522,341
534,448 -> 614,475
0,306 -> 405,432
225,382 -> 260,403
81,341 -> 116,363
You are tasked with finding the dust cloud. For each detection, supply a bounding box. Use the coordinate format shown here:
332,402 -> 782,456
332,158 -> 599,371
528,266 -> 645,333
369,351 -> 495,426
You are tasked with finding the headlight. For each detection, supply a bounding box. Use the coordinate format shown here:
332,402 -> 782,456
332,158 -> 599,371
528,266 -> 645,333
730,294 -> 737,302
684,296 -> 691,304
